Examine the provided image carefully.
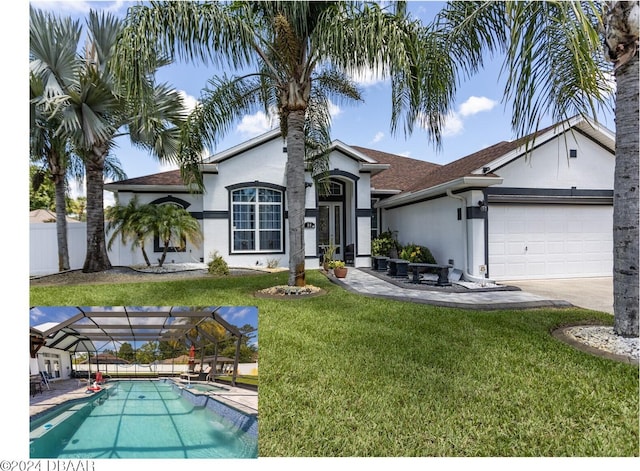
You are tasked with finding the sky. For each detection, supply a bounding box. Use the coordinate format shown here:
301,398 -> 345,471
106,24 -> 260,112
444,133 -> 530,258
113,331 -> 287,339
25,0 -> 615,205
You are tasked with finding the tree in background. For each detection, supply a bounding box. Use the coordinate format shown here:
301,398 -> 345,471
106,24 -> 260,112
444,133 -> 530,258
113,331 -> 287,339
117,342 -> 135,363
29,165 -> 55,211
115,1 -> 459,286
436,1 -> 638,337
30,6 -> 189,273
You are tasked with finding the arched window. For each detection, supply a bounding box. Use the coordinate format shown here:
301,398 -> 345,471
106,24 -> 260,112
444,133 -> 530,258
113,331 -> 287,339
231,186 -> 283,253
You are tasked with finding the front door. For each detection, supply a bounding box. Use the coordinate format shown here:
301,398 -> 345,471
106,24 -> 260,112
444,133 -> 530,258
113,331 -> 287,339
318,202 -> 343,260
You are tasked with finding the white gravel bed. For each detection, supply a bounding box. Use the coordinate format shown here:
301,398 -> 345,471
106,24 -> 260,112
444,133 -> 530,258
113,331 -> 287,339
564,325 -> 639,361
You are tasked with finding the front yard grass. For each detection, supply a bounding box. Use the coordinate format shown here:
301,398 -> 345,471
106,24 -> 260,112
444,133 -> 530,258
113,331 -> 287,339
30,271 -> 639,456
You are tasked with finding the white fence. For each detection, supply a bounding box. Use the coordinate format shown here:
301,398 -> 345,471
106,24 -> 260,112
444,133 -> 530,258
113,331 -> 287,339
73,362 -> 258,376
30,223 -> 88,275
30,222 -> 198,276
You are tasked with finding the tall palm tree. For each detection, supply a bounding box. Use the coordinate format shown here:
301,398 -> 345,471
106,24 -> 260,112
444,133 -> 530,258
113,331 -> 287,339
114,1 -> 457,286
435,1 -> 638,336
30,6 -> 189,273
602,1 -> 639,337
30,72 -> 126,271
152,204 -> 203,267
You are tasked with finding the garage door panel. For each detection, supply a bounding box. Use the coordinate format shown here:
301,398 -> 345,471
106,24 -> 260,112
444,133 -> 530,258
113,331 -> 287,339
489,204 -> 612,280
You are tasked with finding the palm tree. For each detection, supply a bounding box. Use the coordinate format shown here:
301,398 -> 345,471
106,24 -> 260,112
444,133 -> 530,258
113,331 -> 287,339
30,6 -> 189,273
152,204 -> 203,267
105,197 -> 156,267
602,1 -> 639,337
435,1 -> 638,336
114,1 -> 457,286
30,72 -> 126,271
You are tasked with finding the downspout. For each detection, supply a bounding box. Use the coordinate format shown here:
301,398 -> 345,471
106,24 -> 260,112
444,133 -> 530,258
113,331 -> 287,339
446,189 -> 493,284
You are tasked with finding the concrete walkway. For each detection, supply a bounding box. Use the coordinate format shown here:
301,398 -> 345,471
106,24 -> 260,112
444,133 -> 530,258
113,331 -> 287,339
334,268 -> 603,311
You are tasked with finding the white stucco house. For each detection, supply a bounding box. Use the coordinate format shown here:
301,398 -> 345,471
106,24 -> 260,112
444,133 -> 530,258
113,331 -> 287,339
103,115 -> 615,282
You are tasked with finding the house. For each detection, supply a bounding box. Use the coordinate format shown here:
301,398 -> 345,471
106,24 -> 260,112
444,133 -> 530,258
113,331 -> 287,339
106,129 -> 390,269
376,116 -> 615,281
104,116 -> 615,281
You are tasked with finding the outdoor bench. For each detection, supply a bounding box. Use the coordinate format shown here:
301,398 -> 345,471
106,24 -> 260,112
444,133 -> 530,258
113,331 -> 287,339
371,255 -> 390,271
408,263 -> 453,286
388,259 -> 410,277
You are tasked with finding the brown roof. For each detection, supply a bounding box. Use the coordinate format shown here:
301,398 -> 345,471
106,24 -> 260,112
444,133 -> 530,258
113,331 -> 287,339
30,209 -> 81,223
107,169 -> 185,187
402,124 -> 556,193
352,146 -> 441,192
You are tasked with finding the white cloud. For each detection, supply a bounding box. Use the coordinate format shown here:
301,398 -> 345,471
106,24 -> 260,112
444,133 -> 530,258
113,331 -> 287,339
237,108 -> 278,137
178,90 -> 199,114
441,112 -> 464,137
458,96 -> 498,117
370,132 -> 384,144
328,100 -> 342,118
418,96 -> 497,138
348,66 -> 387,87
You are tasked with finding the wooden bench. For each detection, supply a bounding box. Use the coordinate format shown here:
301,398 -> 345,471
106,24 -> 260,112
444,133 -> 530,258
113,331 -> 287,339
388,259 -> 410,277
371,256 -> 390,271
408,263 -> 453,286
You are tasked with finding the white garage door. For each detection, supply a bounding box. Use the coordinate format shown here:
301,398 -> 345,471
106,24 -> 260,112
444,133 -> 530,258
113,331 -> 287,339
488,205 -> 613,280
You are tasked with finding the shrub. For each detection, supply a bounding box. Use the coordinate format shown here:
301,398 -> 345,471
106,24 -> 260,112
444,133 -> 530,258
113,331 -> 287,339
207,251 -> 230,275
371,230 -> 401,257
328,260 -> 345,269
399,243 -> 436,264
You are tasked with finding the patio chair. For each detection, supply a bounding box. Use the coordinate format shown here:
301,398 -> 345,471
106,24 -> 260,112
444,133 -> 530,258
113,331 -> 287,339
198,365 -> 212,381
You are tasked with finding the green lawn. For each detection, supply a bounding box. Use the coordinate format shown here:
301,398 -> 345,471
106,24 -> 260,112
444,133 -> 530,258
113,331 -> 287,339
30,271 -> 639,457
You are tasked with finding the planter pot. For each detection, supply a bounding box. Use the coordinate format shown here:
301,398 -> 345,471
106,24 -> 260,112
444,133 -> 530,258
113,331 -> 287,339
333,267 -> 348,278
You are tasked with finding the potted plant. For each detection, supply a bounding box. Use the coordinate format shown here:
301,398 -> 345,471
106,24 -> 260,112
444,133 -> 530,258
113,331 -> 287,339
329,260 -> 348,278
322,243 -> 336,271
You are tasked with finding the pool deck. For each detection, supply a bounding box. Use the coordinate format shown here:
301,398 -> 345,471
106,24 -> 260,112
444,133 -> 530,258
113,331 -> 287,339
29,378 -> 258,418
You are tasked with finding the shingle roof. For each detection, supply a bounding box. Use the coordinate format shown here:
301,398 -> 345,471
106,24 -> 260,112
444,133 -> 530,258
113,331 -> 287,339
351,146 -> 441,192
107,169 -> 185,187
401,123 -> 557,193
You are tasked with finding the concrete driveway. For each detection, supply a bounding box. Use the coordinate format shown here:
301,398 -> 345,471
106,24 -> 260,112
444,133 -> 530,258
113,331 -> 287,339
503,277 -> 613,314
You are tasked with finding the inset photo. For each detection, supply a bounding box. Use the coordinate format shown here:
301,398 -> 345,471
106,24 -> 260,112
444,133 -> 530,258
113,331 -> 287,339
29,306 -> 258,459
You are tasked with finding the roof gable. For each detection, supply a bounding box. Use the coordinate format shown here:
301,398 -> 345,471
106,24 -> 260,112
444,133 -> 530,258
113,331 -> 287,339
352,146 -> 441,192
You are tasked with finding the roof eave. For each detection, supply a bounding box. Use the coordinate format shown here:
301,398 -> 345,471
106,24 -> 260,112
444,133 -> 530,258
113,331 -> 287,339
105,184 -> 192,193
361,163 -> 391,175
377,175 -> 503,208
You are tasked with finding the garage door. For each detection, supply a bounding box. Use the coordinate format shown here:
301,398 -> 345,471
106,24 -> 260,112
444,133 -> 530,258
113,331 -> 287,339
488,205 -> 613,280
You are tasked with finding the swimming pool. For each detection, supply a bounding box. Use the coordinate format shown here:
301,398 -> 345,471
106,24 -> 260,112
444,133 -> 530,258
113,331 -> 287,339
182,382 -> 225,393
30,380 -> 257,459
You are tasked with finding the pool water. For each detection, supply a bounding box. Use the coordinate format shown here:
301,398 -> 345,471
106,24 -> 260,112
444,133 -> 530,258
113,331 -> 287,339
183,383 -> 225,393
30,381 -> 257,459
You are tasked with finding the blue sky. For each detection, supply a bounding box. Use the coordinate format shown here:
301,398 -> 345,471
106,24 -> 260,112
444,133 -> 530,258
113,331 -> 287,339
26,0 -> 616,203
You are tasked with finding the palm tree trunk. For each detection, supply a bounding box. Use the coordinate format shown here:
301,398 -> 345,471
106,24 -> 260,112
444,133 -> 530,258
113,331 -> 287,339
82,150 -> 112,273
53,171 -> 70,272
286,109 -> 307,286
613,52 -> 639,337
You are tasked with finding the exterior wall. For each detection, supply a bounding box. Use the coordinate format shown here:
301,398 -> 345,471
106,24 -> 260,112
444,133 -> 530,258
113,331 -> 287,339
111,191 -> 205,267
495,132 -> 614,189
383,196 -> 465,269
32,346 -> 74,381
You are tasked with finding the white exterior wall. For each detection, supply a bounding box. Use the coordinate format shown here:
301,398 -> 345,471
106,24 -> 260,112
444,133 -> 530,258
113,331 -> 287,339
203,138 -> 290,269
495,132 -> 614,189
32,346 -> 74,380
383,196 -> 465,269
109,191 -> 205,267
